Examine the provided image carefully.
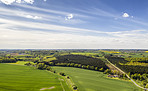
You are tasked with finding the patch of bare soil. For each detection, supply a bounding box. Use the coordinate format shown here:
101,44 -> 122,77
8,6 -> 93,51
40,86 -> 55,90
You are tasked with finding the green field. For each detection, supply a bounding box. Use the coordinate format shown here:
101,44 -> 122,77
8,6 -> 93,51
52,66 -> 142,91
0,64 -> 70,91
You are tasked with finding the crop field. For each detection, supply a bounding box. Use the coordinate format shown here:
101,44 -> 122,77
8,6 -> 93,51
0,64 -> 70,91
52,66 -> 141,91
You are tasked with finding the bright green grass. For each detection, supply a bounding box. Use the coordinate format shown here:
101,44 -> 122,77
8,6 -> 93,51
44,57 -> 57,61
0,64 -> 70,91
52,66 -> 142,91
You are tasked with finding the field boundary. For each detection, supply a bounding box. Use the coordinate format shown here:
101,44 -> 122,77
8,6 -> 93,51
58,78 -> 65,91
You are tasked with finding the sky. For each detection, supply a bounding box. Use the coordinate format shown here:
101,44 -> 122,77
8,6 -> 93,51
0,0 -> 148,49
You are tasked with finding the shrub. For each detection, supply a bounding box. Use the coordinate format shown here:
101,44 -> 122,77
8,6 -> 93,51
70,63 -> 75,67
37,63 -> 47,70
72,85 -> 77,90
59,72 -> 66,76
53,71 -> 56,73
104,69 -> 112,74
78,64 -> 81,68
46,66 -> 51,71
24,62 -> 32,66
99,67 -> 104,72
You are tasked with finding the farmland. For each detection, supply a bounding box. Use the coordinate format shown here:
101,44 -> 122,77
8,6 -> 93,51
0,49 -> 148,91
0,63 -> 70,91
52,66 -> 141,91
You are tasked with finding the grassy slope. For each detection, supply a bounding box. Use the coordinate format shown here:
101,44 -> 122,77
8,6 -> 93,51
0,63 -> 70,91
52,66 -> 142,91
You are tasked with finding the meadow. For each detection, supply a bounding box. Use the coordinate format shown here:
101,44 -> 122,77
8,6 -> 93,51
52,66 -> 142,91
0,63 -> 70,91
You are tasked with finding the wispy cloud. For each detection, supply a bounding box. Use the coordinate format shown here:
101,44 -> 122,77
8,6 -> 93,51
0,7 -> 86,25
15,4 -> 89,18
20,14 -> 42,20
0,16 -> 147,39
1,26 -> 148,49
0,15 -> 148,49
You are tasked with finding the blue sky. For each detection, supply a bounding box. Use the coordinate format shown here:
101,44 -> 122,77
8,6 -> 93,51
0,0 -> 148,49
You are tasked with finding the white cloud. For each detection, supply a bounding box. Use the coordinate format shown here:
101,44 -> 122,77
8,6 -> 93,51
0,0 -> 34,5
0,0 -> 15,5
0,27 -> 148,49
16,13 -> 42,20
16,0 -> 21,3
0,17 -> 148,49
122,13 -> 129,18
65,14 -> 74,20
43,0 -> 46,2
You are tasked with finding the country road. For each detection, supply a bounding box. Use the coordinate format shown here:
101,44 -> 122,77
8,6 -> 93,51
105,58 -> 147,91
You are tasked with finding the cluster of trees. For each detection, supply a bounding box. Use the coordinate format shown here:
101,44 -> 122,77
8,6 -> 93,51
36,63 -> 51,70
103,69 -> 128,80
51,55 -> 108,70
128,73 -> 148,87
105,56 -> 148,74
0,57 -> 17,63
25,62 -> 52,70
0,56 -> 40,63
125,58 -> 148,63
106,56 -> 148,87
120,65 -> 148,74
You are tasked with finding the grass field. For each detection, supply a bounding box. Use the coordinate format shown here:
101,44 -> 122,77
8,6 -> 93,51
52,66 -> 142,91
0,63 -> 70,91
44,57 -> 57,61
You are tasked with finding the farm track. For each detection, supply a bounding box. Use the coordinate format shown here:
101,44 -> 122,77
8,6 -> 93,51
105,58 -> 147,91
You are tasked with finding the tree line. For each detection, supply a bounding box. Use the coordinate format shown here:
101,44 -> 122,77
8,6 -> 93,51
0,57 -> 17,63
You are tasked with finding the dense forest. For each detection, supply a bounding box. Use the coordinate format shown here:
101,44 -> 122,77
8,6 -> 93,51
106,56 -> 148,74
51,55 -> 108,70
125,58 -> 148,63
